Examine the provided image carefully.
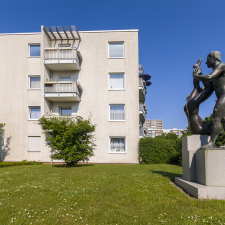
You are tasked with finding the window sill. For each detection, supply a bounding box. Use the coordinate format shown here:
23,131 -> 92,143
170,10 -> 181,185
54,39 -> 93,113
109,120 -> 126,122
108,89 -> 125,91
108,57 -> 125,59
109,152 -> 126,154
28,88 -> 41,90
28,151 -> 41,152
28,56 -> 41,58
28,119 -> 40,121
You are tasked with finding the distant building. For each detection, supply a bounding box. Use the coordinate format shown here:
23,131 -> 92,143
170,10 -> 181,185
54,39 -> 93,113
145,119 -> 184,138
162,128 -> 184,138
145,119 -> 163,129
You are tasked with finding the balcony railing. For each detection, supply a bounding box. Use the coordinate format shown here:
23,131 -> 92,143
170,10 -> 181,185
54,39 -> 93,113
44,115 -> 78,121
139,78 -> 146,91
44,82 -> 81,101
139,103 -> 147,122
44,48 -> 81,70
139,103 -> 147,115
140,127 -> 145,137
139,78 -> 146,102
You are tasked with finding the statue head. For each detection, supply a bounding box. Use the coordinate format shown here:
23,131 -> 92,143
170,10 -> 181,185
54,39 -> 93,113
206,51 -> 221,68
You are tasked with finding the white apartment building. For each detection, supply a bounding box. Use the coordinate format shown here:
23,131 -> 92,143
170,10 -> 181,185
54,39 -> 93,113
0,25 -> 150,164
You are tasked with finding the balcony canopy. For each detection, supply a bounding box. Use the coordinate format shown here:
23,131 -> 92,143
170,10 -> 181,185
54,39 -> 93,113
146,81 -> 152,86
139,73 -> 151,82
43,25 -> 81,41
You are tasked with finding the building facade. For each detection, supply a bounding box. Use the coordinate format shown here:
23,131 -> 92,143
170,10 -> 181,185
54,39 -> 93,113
0,26 -> 150,163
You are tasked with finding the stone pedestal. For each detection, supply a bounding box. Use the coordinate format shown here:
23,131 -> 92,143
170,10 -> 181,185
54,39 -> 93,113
182,135 -> 208,182
196,149 -> 225,186
175,135 -> 225,200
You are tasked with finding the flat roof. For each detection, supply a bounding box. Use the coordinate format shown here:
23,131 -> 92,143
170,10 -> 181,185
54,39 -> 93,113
0,29 -> 139,36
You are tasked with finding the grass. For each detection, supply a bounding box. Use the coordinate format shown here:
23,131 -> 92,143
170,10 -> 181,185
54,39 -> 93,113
0,164 -> 225,224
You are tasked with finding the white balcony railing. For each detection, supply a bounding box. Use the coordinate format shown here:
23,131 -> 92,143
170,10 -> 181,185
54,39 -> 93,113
139,78 -> 146,91
139,103 -> 147,115
44,48 -> 81,70
43,115 -> 78,121
140,127 -> 145,137
44,82 -> 81,101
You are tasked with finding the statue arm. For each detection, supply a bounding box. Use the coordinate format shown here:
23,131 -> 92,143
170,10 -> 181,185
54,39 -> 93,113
193,64 -> 224,81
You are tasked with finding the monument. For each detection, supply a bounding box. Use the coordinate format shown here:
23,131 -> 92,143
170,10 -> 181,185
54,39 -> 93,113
175,51 -> 225,199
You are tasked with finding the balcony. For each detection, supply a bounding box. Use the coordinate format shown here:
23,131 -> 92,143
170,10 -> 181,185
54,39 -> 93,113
139,78 -> 146,102
139,103 -> 147,122
44,81 -> 81,102
44,48 -> 81,71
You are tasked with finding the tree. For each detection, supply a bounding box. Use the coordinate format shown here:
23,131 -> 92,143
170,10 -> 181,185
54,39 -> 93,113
39,116 -> 96,166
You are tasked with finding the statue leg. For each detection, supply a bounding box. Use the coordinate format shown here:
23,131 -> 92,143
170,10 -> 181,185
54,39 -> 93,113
201,96 -> 225,149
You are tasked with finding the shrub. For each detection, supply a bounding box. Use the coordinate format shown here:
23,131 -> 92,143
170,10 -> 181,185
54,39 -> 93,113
39,116 -> 96,166
139,136 -> 182,165
0,160 -> 42,168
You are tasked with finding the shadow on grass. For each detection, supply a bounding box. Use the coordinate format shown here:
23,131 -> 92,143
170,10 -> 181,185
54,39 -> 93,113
52,164 -> 95,168
151,170 -> 182,182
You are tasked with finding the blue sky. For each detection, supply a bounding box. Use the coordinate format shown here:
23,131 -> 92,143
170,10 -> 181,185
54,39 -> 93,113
1,0 -> 225,129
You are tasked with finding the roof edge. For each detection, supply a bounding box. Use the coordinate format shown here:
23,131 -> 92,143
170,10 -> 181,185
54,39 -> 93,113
0,32 -> 41,36
79,29 -> 139,33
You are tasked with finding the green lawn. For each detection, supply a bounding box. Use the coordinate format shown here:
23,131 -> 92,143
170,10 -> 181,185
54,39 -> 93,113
0,164 -> 225,224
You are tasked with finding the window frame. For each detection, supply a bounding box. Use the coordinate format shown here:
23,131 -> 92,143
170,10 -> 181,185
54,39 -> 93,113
108,42 -> 124,59
29,106 -> 41,120
58,76 -> 72,82
109,137 -> 126,154
60,107 -> 72,116
59,43 -> 72,48
28,75 -> 41,89
29,44 -> 41,57
108,73 -> 125,90
109,104 -> 125,121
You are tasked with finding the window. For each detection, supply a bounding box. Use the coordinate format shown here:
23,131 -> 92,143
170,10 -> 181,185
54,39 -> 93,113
29,107 -> 41,120
110,137 -> 125,153
29,76 -> 40,89
59,76 -> 71,81
29,45 -> 41,57
59,44 -> 71,48
109,73 -> 124,90
108,42 -> 124,58
110,105 -> 125,121
60,107 -> 72,116
28,136 -> 41,152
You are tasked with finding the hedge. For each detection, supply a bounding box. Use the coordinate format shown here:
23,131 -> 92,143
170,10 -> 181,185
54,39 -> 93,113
0,160 -> 42,168
139,137 -> 182,165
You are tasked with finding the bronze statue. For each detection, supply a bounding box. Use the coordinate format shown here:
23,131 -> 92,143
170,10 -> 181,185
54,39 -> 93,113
185,51 -> 225,149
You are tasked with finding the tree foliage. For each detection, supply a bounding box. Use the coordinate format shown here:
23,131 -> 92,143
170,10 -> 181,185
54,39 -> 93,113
39,116 -> 96,166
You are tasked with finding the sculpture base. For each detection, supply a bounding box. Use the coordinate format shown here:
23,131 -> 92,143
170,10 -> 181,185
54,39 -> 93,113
175,135 -> 225,199
196,149 -> 225,186
175,177 -> 225,200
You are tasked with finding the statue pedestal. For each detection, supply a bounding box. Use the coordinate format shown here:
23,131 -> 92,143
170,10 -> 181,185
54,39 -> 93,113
175,135 -> 225,199
182,135 -> 208,182
196,149 -> 225,186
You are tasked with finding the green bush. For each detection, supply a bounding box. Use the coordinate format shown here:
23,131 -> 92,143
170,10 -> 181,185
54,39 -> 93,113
139,136 -> 182,165
0,160 -> 42,168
